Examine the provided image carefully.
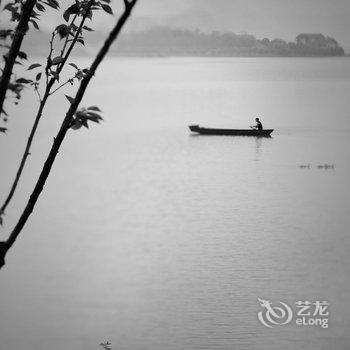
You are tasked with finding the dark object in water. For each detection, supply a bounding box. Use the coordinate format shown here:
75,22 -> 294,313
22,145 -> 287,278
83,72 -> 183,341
317,164 -> 335,169
189,125 -> 273,137
298,163 -> 335,170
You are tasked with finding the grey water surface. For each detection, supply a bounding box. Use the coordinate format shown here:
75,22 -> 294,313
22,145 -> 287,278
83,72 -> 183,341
1,57 -> 350,350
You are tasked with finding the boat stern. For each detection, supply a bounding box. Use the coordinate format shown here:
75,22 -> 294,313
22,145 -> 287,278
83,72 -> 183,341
189,125 -> 200,132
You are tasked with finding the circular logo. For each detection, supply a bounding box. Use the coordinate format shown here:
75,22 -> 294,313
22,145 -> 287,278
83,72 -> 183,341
257,298 -> 293,328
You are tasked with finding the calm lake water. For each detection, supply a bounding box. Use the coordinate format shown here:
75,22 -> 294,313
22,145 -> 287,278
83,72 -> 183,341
1,57 -> 350,350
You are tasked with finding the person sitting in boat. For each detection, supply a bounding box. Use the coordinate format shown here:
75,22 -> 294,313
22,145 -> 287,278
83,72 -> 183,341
252,117 -> 263,130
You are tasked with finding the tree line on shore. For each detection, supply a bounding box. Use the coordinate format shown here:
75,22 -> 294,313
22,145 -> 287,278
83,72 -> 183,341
115,27 -> 346,57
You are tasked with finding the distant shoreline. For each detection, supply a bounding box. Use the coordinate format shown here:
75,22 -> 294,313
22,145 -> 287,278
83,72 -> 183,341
20,27 -> 347,59
110,53 -> 350,58
67,53 -> 350,59
113,28 -> 346,58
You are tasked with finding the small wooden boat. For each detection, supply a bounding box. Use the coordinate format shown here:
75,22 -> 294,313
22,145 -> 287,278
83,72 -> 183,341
189,125 -> 273,137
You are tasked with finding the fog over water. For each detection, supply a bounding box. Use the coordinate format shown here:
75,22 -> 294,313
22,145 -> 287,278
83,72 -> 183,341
20,0 -> 350,51
1,57 -> 350,349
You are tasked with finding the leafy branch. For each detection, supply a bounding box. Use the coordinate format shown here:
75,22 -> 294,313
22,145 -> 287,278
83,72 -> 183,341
0,0 -> 109,221
0,0 -> 60,126
0,0 -> 38,124
0,0 -> 138,269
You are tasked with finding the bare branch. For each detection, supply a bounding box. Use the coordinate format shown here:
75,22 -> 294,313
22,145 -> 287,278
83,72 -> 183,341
34,84 -> 42,102
123,0 -> 137,9
49,78 -> 74,95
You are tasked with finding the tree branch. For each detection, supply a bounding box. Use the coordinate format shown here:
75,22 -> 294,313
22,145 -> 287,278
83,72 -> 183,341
0,0 -> 93,218
0,0 -> 37,117
49,78 -> 73,95
0,0 -> 138,269
60,14 -> 78,58
45,31 -> 56,86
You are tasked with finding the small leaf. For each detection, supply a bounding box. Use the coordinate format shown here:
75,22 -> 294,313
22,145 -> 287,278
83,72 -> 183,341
86,111 -> 102,118
83,26 -> 93,32
4,3 -> 14,12
28,63 -> 41,70
0,127 -> 7,134
87,106 -> 102,112
86,10 -> 93,20
51,56 -> 64,65
36,72 -> 42,81
16,78 -> 32,84
86,115 -> 103,123
31,10 -> 39,19
65,95 -> 74,104
71,120 -> 82,130
101,4 -> 113,14
81,119 -> 89,128
30,20 -> 39,30
69,63 -> 79,70
46,0 -> 60,9
56,24 -> 70,39
36,3 -> 45,12
66,3 -> 79,14
63,10 -> 70,22
18,51 -> 27,60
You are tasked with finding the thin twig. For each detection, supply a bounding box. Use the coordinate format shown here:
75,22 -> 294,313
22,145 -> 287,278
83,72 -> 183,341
60,14 -> 78,58
45,31 -> 56,86
49,78 -> 73,95
34,85 -> 42,102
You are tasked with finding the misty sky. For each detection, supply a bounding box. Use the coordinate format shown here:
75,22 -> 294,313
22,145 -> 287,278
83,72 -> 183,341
130,0 -> 350,48
3,0 -> 349,49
